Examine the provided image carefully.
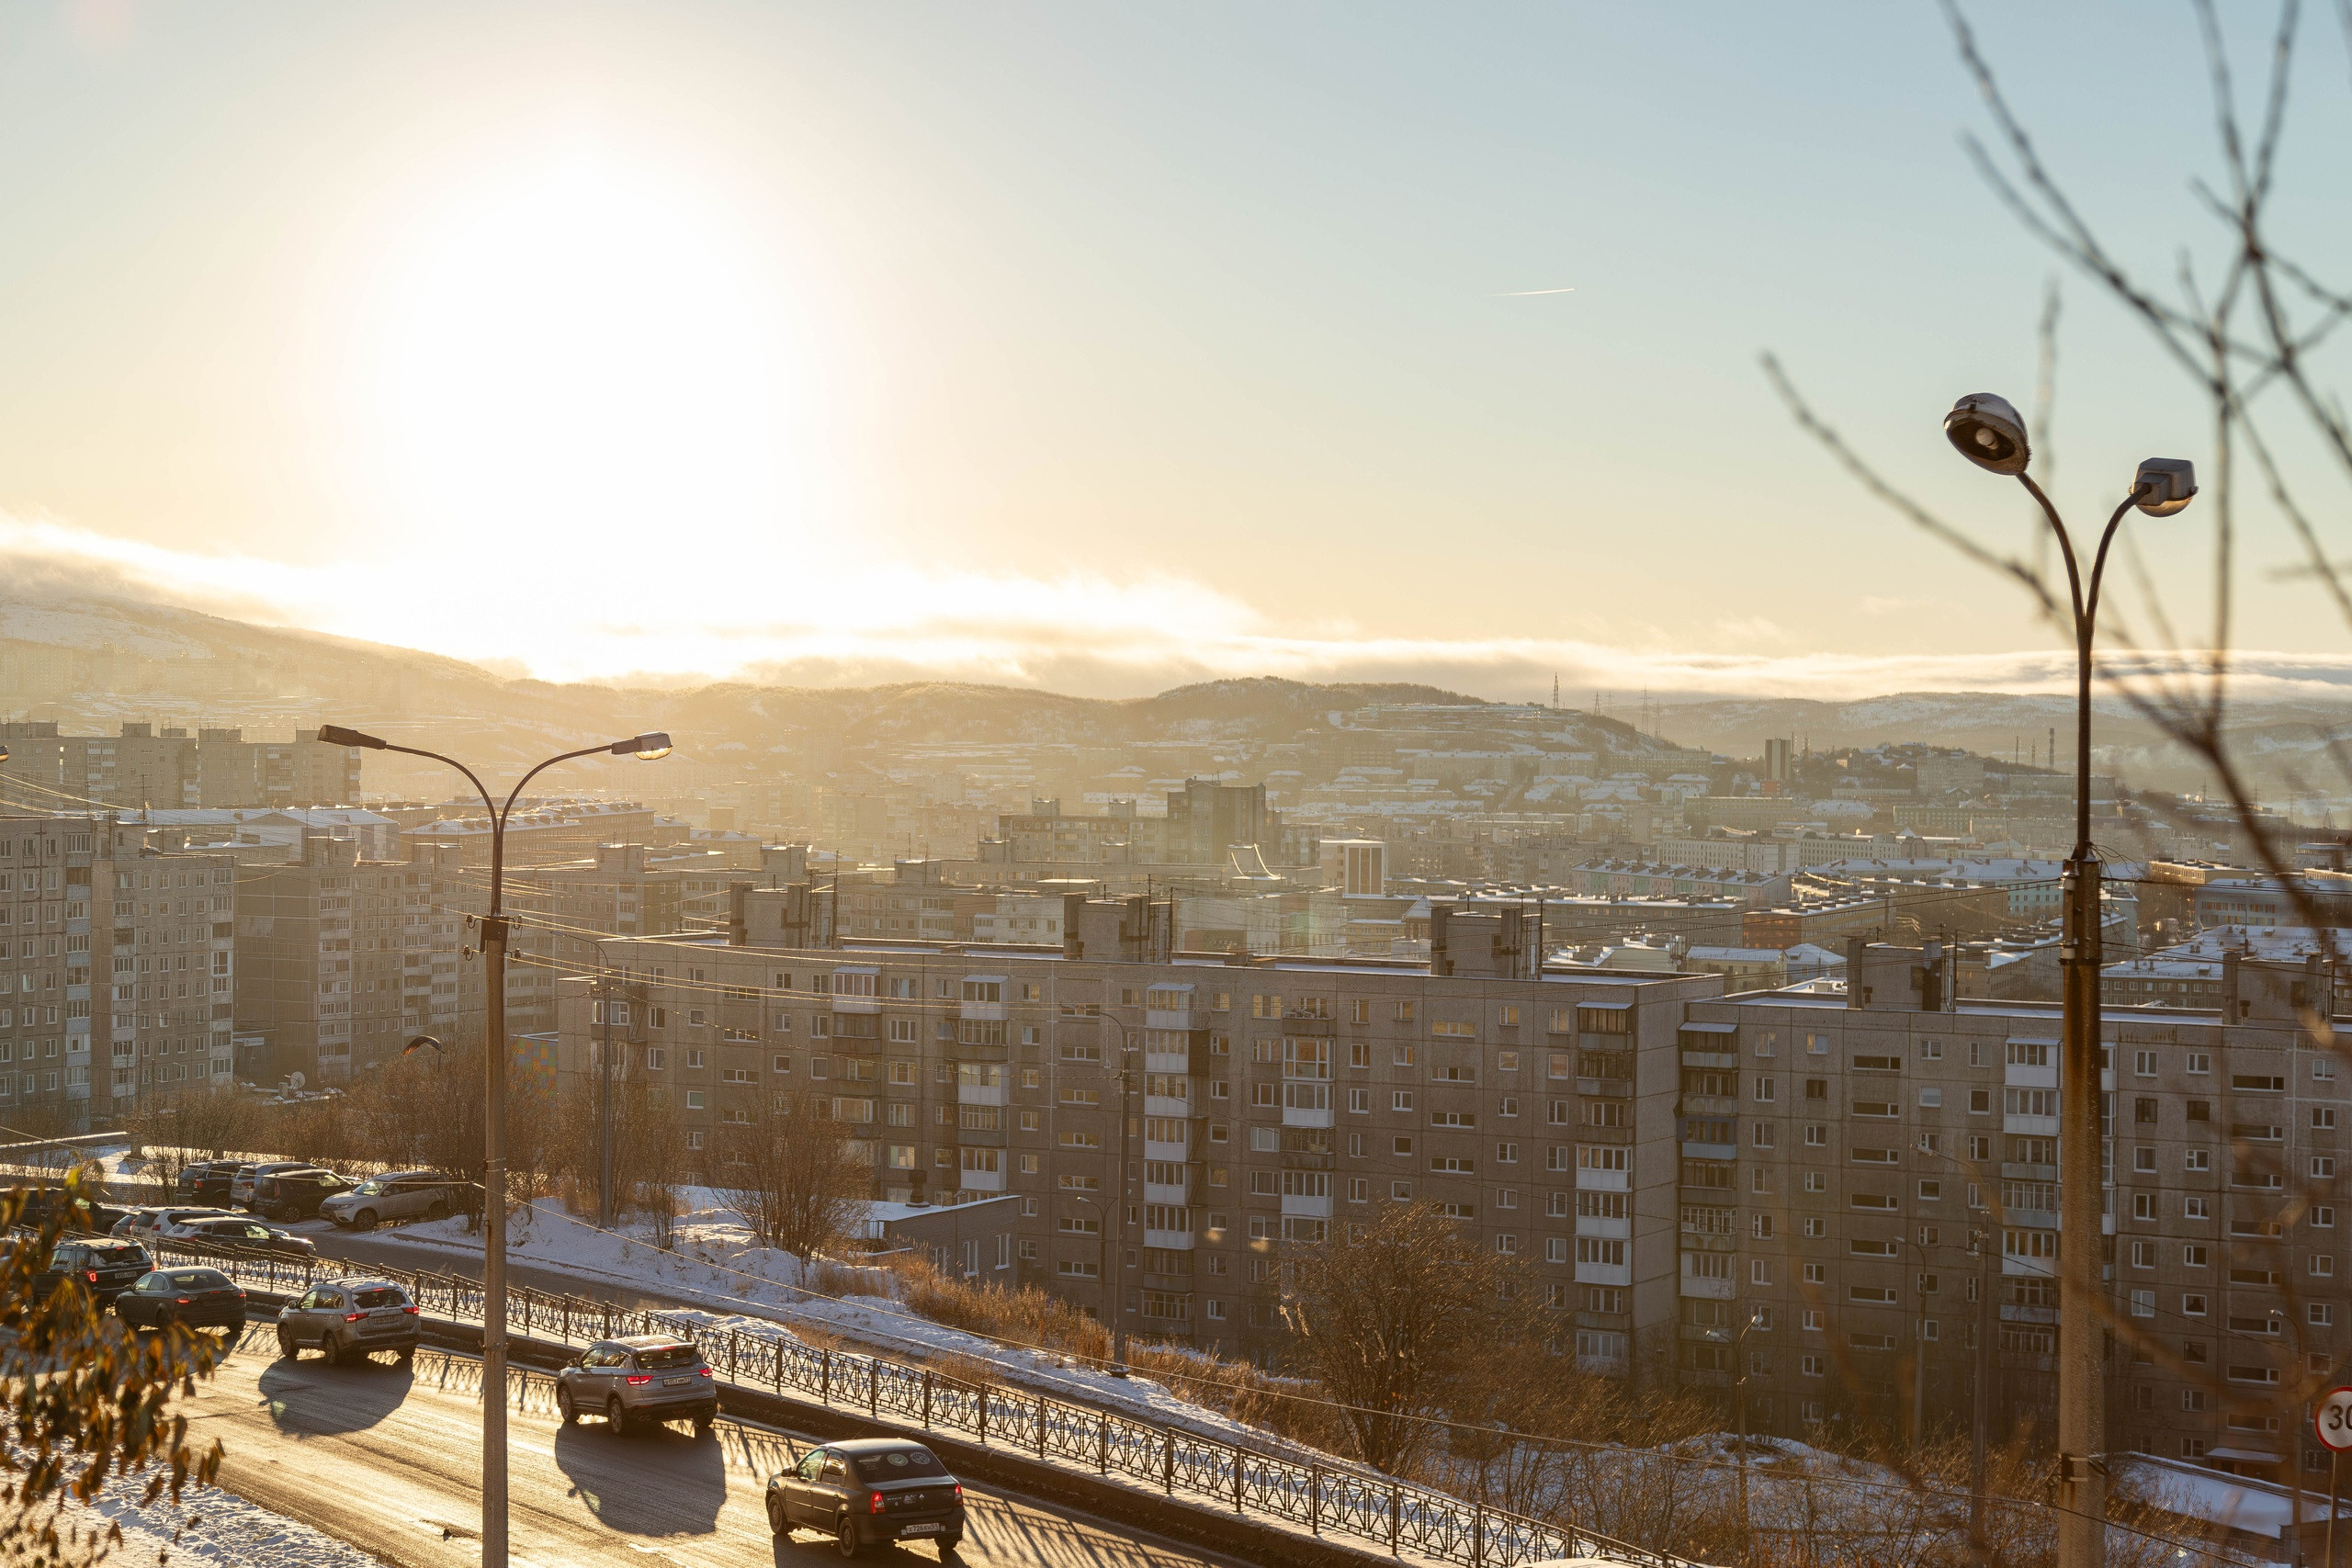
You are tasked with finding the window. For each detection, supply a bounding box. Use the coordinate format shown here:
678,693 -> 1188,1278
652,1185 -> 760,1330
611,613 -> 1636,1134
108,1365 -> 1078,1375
2186,1052 -> 2211,1075
2134,1049 -> 2157,1077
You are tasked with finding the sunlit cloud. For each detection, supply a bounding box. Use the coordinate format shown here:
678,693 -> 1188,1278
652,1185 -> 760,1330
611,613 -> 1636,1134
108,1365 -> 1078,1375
6,510 -> 2352,705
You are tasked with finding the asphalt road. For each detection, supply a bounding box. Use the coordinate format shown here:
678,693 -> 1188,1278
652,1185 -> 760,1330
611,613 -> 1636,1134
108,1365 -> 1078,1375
189,1329 -> 1247,1568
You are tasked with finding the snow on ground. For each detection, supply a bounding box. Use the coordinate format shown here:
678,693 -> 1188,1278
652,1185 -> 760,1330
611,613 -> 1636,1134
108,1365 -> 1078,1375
61,1475 -> 387,1568
368,1199 -> 1321,1462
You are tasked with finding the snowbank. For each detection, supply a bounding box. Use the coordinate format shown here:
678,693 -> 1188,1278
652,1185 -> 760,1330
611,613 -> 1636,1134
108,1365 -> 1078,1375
66,1478 -> 387,1568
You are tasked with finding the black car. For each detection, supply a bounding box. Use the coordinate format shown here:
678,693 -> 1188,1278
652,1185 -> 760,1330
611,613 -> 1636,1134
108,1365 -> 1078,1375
174,1217 -> 317,1258
32,1238 -> 153,1305
114,1268 -> 246,1333
175,1164 -> 243,1207
8,1184 -> 118,1234
767,1439 -> 965,1557
251,1168 -> 356,1223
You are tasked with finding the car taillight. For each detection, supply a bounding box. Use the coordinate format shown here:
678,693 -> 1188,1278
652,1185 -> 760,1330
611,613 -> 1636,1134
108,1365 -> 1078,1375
175,1297 -> 191,1305
869,1491 -> 886,1515
953,1483 -> 963,1503
625,1374 -> 650,1385
402,1304 -> 420,1315
82,1269 -> 96,1283
345,1311 -> 365,1322
697,1366 -> 713,1377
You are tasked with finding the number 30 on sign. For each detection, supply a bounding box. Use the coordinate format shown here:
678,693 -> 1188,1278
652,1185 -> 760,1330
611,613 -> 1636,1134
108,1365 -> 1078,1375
2318,1386 -> 2352,1452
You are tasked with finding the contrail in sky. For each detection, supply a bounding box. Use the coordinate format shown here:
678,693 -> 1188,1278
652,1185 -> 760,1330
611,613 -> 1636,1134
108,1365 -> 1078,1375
1498,287 -> 1576,296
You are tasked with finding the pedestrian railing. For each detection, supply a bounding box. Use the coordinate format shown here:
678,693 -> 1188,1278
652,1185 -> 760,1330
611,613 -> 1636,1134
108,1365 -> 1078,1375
148,1237 -> 1687,1568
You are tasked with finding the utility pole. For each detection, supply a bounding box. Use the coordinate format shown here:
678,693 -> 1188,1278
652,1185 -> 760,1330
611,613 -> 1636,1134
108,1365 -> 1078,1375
1972,1222 -> 1993,1558
479,900 -> 512,1568
1109,1029 -> 1134,1375
596,967 -> 618,1229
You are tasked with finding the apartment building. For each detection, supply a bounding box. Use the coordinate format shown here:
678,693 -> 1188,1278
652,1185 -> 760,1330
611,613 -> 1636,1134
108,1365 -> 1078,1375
234,835 -> 463,1086
556,895 -> 1715,1371
1680,942 -> 2346,1480
0,722 -> 361,809
0,815 -> 236,1130
548,897 -> 2346,1478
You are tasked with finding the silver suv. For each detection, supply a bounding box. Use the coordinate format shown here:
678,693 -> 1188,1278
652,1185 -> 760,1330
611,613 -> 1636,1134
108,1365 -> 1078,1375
555,1336 -> 717,1436
275,1278 -> 421,1364
317,1170 -> 458,1231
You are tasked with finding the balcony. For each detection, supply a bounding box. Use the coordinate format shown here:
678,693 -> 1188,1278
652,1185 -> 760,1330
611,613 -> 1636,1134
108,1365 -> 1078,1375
1279,1014 -> 1337,1037
1679,1094 -> 1737,1118
1145,1009 -> 1198,1032
1578,1077 -> 1635,1100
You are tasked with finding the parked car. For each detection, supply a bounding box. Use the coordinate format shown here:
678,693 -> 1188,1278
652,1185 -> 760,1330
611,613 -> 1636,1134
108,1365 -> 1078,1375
113,1268 -> 246,1334
232,1162 -> 316,1211
275,1278 -> 420,1365
252,1168 -> 356,1223
318,1170 -> 458,1231
117,1207 -> 233,1240
6,1184 -> 119,1235
170,1216 -> 317,1258
555,1337 -> 718,1437
107,1207 -> 163,1238
766,1438 -> 965,1557
175,1164 -> 245,1207
32,1238 -> 153,1306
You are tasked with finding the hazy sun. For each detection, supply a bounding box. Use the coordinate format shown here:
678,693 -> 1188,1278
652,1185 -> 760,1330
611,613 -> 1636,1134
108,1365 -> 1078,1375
370,152 -> 787,566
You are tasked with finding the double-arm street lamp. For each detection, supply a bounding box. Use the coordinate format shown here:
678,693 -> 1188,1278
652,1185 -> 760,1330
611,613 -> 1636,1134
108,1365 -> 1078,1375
317,723 -> 672,1568
1940,394 -> 2194,1568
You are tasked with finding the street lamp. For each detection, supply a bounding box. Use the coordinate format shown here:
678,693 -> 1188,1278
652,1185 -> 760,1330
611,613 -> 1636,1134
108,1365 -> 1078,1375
315,723 -> 672,1568
1941,399 -> 2194,1568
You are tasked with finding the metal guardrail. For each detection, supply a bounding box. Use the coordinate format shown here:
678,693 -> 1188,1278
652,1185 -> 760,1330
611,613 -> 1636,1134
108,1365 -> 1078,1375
144,1237 -> 1687,1568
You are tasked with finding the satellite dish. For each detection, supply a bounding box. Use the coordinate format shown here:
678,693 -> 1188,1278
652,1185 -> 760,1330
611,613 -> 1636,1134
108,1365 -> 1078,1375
288,1071 -> 306,1091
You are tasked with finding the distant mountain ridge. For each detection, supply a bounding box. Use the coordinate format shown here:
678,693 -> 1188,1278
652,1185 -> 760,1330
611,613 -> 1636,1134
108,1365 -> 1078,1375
2,590 -> 2343,799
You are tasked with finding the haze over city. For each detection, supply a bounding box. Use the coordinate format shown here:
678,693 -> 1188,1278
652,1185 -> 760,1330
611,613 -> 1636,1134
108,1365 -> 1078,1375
9,8 -> 2352,1568
5,2 -> 2348,699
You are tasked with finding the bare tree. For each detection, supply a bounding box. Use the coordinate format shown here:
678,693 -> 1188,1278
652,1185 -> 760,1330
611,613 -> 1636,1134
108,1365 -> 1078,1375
711,1089 -> 867,1281
1277,1200 -> 1541,1475
122,1085 -> 261,1191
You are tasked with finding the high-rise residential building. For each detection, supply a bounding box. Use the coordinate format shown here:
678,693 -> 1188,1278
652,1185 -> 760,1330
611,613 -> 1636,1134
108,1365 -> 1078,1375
0,722 -> 362,811
1161,779 -> 1277,866
560,895 -> 1707,1372
233,834 -> 459,1087
553,906 -> 2347,1476
0,815 -> 237,1129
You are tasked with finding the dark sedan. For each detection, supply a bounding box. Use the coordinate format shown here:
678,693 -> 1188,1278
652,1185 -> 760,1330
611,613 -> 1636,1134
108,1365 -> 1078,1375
173,1217 -> 317,1258
114,1269 -> 246,1333
767,1438 -> 965,1557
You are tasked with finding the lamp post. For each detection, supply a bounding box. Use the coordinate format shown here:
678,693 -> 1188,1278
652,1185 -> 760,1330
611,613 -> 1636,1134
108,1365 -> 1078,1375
317,724 -> 671,1568
1940,396 -> 2195,1568
1732,1304 -> 1766,1567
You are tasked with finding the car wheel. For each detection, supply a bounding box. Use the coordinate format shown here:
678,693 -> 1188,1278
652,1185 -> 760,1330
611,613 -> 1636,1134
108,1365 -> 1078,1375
693,1415 -> 712,1438
395,1345 -> 414,1364
605,1397 -> 630,1437
225,1317 -> 244,1337
834,1514 -> 861,1558
352,1209 -> 378,1232
939,1532 -> 963,1555
276,1329 -> 298,1359
272,1204 -> 298,1224
557,1386 -> 578,1426
424,1200 -> 447,1221
767,1496 -> 792,1539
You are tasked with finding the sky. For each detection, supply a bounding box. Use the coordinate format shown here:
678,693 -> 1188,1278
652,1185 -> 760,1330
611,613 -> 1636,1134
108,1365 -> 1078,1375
2,1 -> 2349,702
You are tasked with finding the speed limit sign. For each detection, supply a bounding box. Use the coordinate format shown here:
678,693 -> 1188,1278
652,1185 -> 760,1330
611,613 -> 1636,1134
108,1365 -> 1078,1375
2318,1386 -> 2352,1451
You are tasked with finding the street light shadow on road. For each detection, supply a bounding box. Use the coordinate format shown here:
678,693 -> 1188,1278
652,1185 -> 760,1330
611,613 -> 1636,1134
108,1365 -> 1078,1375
552,1417 -> 728,1538
255,1354 -> 420,1438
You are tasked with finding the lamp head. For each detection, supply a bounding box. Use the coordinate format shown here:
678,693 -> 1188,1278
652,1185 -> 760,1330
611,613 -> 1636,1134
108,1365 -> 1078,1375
0,744 -> 9,763
318,725 -> 389,751
1943,392 -> 2030,476
613,732 -> 673,761
403,1034 -> 444,1057
2132,457 -> 2197,517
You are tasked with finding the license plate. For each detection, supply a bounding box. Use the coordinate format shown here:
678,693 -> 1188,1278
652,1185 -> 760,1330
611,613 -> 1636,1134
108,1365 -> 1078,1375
663,1376 -> 692,1387
902,1524 -> 941,1536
